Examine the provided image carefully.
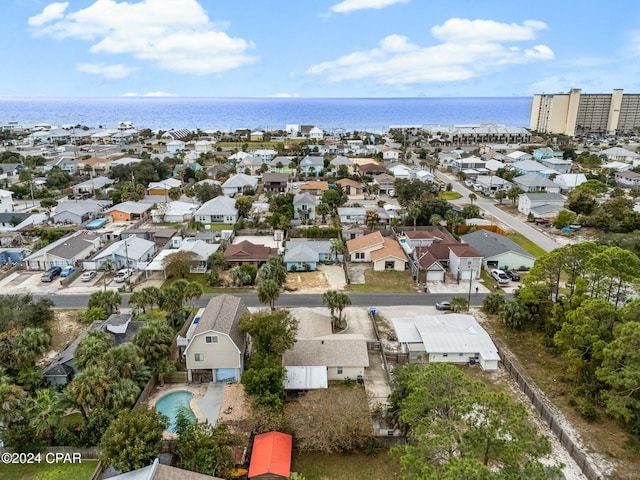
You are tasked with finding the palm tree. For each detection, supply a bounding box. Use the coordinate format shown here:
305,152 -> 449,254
102,344 -> 148,381
153,358 -> 176,387
14,327 -> 51,365
129,290 -> 146,314
316,202 -> 330,223
334,292 -> 352,328
88,290 -> 122,316
67,366 -> 111,418
429,213 -> 442,226
408,200 -> 422,230
258,279 -> 280,310
229,266 -> 244,287
322,290 -> 339,320
75,330 -> 112,370
0,380 -> 26,425
100,258 -> 115,292
495,190 -> 507,205
258,256 -> 287,286
183,281 -> 203,315
29,389 -> 65,445
133,319 -> 173,364
468,193 -> 477,205
499,300 -> 528,330
105,378 -> 141,411
330,238 -> 345,263
507,186 -> 523,206
141,286 -> 161,313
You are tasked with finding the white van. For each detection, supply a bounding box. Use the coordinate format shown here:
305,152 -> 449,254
491,269 -> 510,284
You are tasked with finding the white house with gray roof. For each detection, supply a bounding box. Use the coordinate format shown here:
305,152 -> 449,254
391,314 -> 499,370
517,192 -> 566,217
194,196 -> 238,225
89,236 -> 155,271
177,295 -> 249,383
293,192 -> 317,221
23,231 -> 101,270
53,200 -> 110,225
71,176 -> 114,194
512,173 -> 561,193
461,229 -> 535,270
221,173 -> 259,196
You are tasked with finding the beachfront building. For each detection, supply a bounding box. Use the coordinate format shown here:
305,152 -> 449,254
530,88 -> 640,136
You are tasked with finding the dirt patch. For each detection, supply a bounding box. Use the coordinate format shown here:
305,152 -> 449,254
39,310 -> 87,366
285,271 -> 330,293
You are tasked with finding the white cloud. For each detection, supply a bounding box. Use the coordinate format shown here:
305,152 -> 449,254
269,93 -> 300,98
330,0 -> 410,14
76,62 -> 138,79
307,18 -> 554,87
121,91 -> 178,97
28,2 -> 68,27
30,0 -> 256,74
431,18 -> 548,43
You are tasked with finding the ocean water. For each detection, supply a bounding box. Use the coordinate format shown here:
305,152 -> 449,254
0,96 -> 532,133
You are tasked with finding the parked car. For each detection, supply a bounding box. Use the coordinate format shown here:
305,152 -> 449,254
114,268 -> 134,283
506,269 -> 520,281
60,266 -> 75,277
435,301 -> 451,311
490,269 -> 510,285
41,266 -> 62,282
81,271 -> 97,282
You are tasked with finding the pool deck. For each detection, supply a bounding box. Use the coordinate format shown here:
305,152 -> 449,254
147,382 -> 224,439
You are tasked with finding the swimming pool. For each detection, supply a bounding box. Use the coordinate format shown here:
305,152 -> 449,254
154,390 -> 196,433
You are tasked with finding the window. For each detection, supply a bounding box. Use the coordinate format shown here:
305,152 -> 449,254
205,336 -> 218,344
194,353 -> 203,362
442,353 -> 448,357
355,252 -> 365,260
337,366 -> 343,375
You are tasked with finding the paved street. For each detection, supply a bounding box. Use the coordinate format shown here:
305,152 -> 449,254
434,170 -> 561,252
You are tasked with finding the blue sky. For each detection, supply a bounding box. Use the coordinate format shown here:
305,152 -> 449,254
4,0 -> 640,98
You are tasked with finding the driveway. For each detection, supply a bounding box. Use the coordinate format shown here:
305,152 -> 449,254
0,271 -> 60,295
346,262 -> 370,284
317,264 -> 346,290
197,382 -> 225,426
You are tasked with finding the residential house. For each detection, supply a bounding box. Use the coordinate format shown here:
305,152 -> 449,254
207,163 -> 231,178
194,196 -> 238,225
336,178 -> 364,197
250,131 -> 264,141
338,207 -> 391,226
510,159 -> 554,177
329,156 -> 354,175
248,432 -> 292,480
90,236 -> 155,270
448,244 -> 483,281
293,192 -> 317,221
483,159 -> 506,173
450,156 -> 486,173
283,240 -> 334,271
121,227 -> 177,247
221,173 -> 258,196
283,311 -> 369,387
505,150 -> 533,163
461,229 -> 535,270
166,139 -> 186,154
603,161 -> 633,172
512,173 -> 561,193
532,147 -> 555,161
224,240 -> 278,268
236,154 -> 265,176
473,175 -> 512,196
517,192 -> 566,218
43,314 -> 145,387
268,156 -> 295,174
357,163 -> 386,176
391,314 -> 500,370
161,129 -> 191,141
346,231 -> 384,262
173,163 -> 203,178
262,173 -> 289,193
105,201 -> 151,222
370,237 -> 407,271
53,200 -> 109,225
194,139 -> 215,153
147,178 -> 182,197
380,146 -> 401,161
71,176 -> 114,194
373,173 -> 395,195
109,156 -> 143,168
299,181 -> 329,196
299,156 -> 324,176
600,146 -> 640,165
151,200 -> 198,223
252,149 -> 277,162
23,231 -> 101,270
308,127 -> 324,140
615,171 -> 640,188
177,295 -> 249,383
539,157 -> 572,174
0,213 -> 29,231
145,239 -> 219,278
554,173 -> 587,192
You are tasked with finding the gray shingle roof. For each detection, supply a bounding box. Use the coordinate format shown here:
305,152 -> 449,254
282,334 -> 369,367
194,295 -> 249,351
460,230 -> 534,259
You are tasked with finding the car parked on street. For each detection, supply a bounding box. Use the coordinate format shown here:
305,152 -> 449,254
60,266 -> 75,277
81,271 -> 97,282
435,301 -> 451,311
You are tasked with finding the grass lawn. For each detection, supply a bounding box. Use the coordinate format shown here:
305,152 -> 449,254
0,460 -> 98,480
346,270 -> 417,293
291,451 -> 400,480
439,191 -> 463,200
505,231 -> 548,258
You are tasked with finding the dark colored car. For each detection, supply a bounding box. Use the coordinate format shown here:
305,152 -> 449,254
41,266 -> 62,282
506,269 -> 521,281
435,301 -> 451,311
